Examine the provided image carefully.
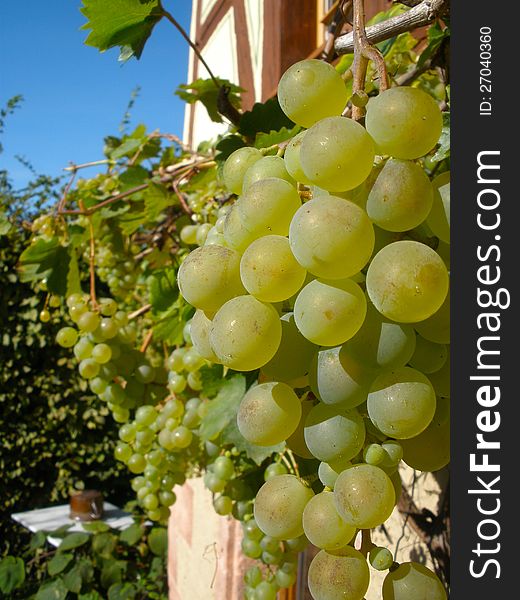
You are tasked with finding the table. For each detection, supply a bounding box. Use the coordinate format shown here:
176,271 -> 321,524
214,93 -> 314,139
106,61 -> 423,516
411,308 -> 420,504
12,502 -> 135,547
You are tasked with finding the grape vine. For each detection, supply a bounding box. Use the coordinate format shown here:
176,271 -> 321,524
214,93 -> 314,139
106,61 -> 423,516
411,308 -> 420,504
13,1 -> 451,598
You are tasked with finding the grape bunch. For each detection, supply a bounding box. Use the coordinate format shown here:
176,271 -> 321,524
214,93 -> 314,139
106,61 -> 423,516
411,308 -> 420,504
177,58 -> 449,599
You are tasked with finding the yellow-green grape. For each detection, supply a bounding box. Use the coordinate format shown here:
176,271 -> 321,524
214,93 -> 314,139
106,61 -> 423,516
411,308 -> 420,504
426,171 -> 450,243
77,311 -> 101,333
39,309 -> 51,322
300,117 -> 375,191
289,196 -> 374,279
237,381 -> 302,446
366,159 -> 434,232
237,178 -> 301,239
428,348 -> 450,398
253,474 -> 314,539
284,131 -> 312,184
302,491 -> 356,551
307,547 -> 370,600
180,224 -> 199,245
48,295 -> 61,308
309,345 -> 375,408
409,335 -> 448,374
223,146 -> 263,194
277,59 -> 349,127
367,367 -> 436,439
401,397 -> 450,472
294,278 -> 366,346
190,309 -> 219,362
365,87 -> 443,159
177,245 -> 246,313
304,403 -> 365,463
369,547 -> 394,571
285,398 -> 315,459
91,343 -> 112,364
318,459 -> 352,489
366,241 -> 449,323
262,313 -> 317,383
414,288 -> 450,344
382,562 -> 447,600
209,295 -> 282,371
203,226 -> 227,247
334,464 -> 395,529
196,223 -> 213,246
240,235 -> 306,302
56,327 -> 78,348
343,300 -> 416,370
222,204 -> 257,252
242,155 -> 295,191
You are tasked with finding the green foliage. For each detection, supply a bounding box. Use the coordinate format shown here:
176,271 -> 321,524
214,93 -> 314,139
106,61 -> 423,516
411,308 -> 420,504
176,78 -> 244,124
198,375 -> 246,441
1,523 -> 167,598
80,0 -> 163,60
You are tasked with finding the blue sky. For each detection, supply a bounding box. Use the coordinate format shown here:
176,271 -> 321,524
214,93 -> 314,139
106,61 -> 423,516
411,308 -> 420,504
0,1 -> 193,188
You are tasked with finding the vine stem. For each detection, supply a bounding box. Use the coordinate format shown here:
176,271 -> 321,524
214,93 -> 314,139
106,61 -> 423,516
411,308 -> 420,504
140,329 -> 154,353
159,5 -> 220,89
80,199 -> 98,309
128,304 -> 152,320
286,449 -> 300,478
360,528 -> 373,557
351,0 -> 389,120
63,159 -> 113,172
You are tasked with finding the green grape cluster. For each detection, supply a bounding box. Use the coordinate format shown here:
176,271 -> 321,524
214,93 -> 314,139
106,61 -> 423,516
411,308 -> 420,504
175,57 -> 450,599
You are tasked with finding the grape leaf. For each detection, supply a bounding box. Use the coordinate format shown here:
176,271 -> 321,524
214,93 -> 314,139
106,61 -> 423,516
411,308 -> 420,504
58,532 -> 90,552
199,364 -> 225,397
0,556 -> 25,594
144,182 -> 174,221
18,238 -> 75,296
176,78 -> 243,124
80,0 -> 163,60
48,553 -> 74,576
148,267 -> 177,311
239,97 -> 294,138
199,375 -> 246,441
108,582 -> 137,600
254,126 -> 300,150
119,523 -> 144,546
35,578 -> 68,600
147,527 -> 168,556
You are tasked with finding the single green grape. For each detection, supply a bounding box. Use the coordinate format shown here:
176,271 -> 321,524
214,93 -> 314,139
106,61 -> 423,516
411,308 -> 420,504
308,547 -> 370,600
223,146 -> 263,195
300,116 -> 375,191
56,327 -> 79,348
213,455 -> 235,480
77,311 -> 101,333
237,381 -> 302,446
366,159 -> 434,232
400,397 -> 450,472
382,562 -> 447,600
284,131 -> 312,184
294,278 -> 367,347
241,155 -> 294,191
369,546 -> 394,571
366,241 -> 449,323
367,367 -> 436,439
365,87 -> 443,159
237,178 -> 301,239
190,309 -> 218,362
264,462 -> 288,481
240,235 -> 307,303
209,295 -> 282,371
309,345 -> 375,408
304,402 -> 365,463
253,474 -> 314,539
178,245 -> 246,314
289,195 -> 374,279
91,343 -> 112,364
302,491 -> 356,550
334,463 -> 395,529
277,59 -> 349,127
